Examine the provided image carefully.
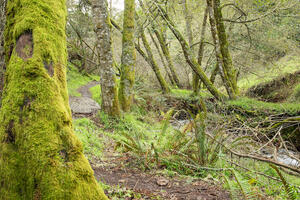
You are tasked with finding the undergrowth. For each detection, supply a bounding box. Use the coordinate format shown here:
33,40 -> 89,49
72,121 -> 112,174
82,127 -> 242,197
94,106 -> 300,199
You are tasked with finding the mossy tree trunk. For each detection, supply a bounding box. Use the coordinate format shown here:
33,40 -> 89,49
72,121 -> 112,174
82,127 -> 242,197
213,0 -> 238,95
140,28 -> 171,93
91,0 -> 120,116
158,5 -> 225,101
153,26 -> 182,88
183,0 -> 199,94
0,0 -> 6,106
119,0 -> 136,112
112,17 -> 170,93
148,28 -> 175,86
207,0 -> 235,99
196,6 -> 209,92
0,0 -> 108,199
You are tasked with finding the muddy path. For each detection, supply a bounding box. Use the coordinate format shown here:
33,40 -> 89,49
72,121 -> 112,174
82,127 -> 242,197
72,81 -> 230,199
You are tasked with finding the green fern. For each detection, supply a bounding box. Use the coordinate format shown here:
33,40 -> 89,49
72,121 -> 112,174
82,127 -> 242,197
270,164 -> 298,200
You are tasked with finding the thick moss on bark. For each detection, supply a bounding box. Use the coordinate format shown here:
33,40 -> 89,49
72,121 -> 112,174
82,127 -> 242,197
0,0 -> 108,199
0,0 -> 6,106
119,0 -> 136,112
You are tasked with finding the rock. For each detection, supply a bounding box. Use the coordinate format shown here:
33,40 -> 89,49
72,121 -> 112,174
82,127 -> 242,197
156,177 -> 169,186
69,96 -> 100,114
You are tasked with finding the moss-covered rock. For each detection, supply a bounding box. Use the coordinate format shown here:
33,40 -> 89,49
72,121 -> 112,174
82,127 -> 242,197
0,0 -> 108,199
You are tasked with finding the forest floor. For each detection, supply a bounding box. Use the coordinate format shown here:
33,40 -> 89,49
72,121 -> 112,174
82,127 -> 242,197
69,82 -> 231,200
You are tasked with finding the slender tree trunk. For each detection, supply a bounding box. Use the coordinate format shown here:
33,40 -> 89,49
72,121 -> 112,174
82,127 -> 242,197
0,0 -> 108,199
207,0 -> 236,99
196,6 -> 209,91
0,0 -> 6,106
140,29 -> 170,93
91,0 -> 120,116
183,0 -> 200,94
213,0 -> 239,95
148,28 -> 175,86
153,27 -> 182,88
111,18 -> 170,93
158,5 -> 225,100
119,0 -> 136,112
210,62 -> 219,84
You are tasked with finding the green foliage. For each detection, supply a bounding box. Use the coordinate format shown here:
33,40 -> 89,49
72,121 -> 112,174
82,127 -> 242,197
270,165 -> 299,200
73,118 -> 103,160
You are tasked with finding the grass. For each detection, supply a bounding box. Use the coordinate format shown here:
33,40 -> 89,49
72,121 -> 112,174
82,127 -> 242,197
73,118 -> 103,160
227,97 -> 300,115
90,84 -> 102,105
170,88 -> 213,99
67,64 -> 99,97
238,55 -> 300,92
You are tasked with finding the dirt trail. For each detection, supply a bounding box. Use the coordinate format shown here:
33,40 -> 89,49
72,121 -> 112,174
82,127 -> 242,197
73,82 -> 230,199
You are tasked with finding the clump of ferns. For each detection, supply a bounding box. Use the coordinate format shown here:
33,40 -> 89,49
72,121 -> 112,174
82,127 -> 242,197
222,165 -> 299,200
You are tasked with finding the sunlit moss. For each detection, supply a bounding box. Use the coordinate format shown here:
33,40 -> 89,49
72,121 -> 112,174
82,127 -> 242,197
0,0 -> 108,199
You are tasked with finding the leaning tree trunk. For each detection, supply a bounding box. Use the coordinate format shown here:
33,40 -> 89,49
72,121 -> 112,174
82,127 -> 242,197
153,26 -> 182,88
0,0 -> 6,106
183,0 -> 199,94
91,0 -> 120,116
148,28 -> 175,86
0,0 -> 108,199
119,0 -> 136,112
140,28 -> 171,93
157,5 -> 225,100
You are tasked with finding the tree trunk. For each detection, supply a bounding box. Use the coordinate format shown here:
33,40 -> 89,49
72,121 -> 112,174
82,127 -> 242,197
148,28 -> 175,86
196,6 -> 209,92
183,0 -> 199,94
207,0 -> 236,99
111,18 -> 170,93
158,5 -> 225,101
213,0 -> 239,96
153,27 -> 182,88
91,0 -> 120,116
0,0 -> 6,106
119,0 -> 136,112
140,29 -> 171,93
0,0 -> 108,199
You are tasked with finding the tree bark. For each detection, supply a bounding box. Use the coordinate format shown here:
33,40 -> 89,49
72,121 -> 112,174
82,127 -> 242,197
148,28 -> 175,86
207,0 -> 236,99
153,27 -> 182,88
119,0 -> 136,112
140,29 -> 171,93
0,0 -> 6,106
91,0 -> 120,116
158,5 -> 225,101
213,0 -> 238,95
195,6 -> 209,92
0,0 -> 108,199
183,0 -> 199,94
